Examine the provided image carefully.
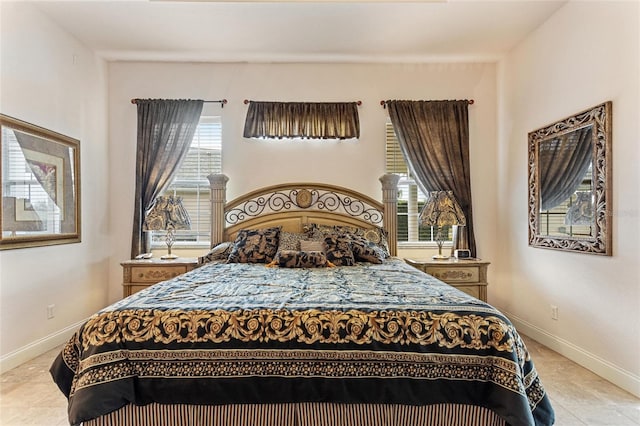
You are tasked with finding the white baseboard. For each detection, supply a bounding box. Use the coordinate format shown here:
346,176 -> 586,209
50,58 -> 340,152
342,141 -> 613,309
0,320 -> 84,374
506,311 -> 640,398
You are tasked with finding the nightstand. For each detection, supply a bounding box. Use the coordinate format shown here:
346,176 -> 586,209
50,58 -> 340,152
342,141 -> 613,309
404,258 -> 490,302
121,257 -> 198,298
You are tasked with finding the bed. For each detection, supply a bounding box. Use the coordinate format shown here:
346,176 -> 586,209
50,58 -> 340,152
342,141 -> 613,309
50,174 -> 554,426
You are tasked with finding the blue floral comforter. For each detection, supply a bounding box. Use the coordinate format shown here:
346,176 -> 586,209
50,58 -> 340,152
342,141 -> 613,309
50,258 -> 554,426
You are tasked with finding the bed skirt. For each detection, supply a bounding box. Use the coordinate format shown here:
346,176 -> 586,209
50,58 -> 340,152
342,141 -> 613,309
83,403 -> 507,426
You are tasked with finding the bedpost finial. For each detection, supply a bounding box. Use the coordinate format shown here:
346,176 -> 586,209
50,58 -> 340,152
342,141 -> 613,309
207,174 -> 229,189
379,174 -> 400,192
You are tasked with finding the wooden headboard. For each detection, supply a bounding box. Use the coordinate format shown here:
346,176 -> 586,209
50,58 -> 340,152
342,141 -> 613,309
207,174 -> 400,256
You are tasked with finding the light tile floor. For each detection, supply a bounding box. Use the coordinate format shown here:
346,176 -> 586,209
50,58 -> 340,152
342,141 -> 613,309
524,336 -> 640,425
0,335 -> 638,425
0,345 -> 68,425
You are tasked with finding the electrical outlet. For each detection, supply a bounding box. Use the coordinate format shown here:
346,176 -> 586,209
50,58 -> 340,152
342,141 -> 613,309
550,305 -> 558,321
47,304 -> 55,319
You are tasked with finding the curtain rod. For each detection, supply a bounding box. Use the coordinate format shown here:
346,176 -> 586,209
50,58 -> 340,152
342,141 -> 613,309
380,99 -> 474,108
244,99 -> 362,106
130,98 -> 228,107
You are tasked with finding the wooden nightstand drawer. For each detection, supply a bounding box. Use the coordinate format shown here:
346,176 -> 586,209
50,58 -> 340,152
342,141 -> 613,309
453,284 -> 483,299
424,266 -> 479,283
121,258 -> 198,298
130,266 -> 189,283
126,284 -> 155,295
404,258 -> 490,302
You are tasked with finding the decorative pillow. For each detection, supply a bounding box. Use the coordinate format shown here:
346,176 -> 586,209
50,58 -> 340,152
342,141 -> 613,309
360,227 -> 390,258
198,241 -> 234,264
299,240 -> 325,252
323,235 -> 355,266
349,234 -> 385,264
227,227 -> 281,263
276,250 -> 329,268
304,223 -> 390,258
303,223 -> 336,239
276,231 -> 307,252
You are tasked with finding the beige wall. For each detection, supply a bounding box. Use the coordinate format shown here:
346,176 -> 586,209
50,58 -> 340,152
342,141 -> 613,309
107,61 -> 499,301
497,1 -> 640,396
0,3 -> 110,370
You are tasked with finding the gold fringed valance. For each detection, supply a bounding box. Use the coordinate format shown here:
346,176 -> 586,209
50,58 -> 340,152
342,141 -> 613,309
243,101 -> 360,140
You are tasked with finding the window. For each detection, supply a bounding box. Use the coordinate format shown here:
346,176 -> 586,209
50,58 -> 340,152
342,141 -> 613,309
539,165 -> 593,237
385,122 -> 452,245
151,116 -> 222,248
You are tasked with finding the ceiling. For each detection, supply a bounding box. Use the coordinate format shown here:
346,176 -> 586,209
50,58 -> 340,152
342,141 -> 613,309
30,0 -> 566,63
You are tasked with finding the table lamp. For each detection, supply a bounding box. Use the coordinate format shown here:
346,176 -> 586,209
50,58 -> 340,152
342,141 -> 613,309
420,190 -> 466,260
143,195 -> 191,259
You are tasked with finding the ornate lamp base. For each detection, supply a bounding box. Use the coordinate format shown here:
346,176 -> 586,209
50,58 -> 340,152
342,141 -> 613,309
432,254 -> 450,260
161,230 -> 178,260
432,236 -> 449,260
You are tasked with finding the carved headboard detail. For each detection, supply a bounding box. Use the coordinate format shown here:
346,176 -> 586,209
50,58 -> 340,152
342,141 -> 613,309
207,174 -> 400,256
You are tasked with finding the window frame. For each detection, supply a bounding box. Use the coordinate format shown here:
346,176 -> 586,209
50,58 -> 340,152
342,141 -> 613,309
149,116 -> 221,249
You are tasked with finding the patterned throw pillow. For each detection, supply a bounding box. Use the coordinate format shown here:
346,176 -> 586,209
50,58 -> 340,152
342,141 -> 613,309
349,235 -> 385,264
323,235 -> 356,266
303,223 -> 335,239
198,241 -> 234,264
360,227 -> 390,258
304,223 -> 390,258
276,250 -> 329,268
277,231 -> 307,252
227,227 -> 281,263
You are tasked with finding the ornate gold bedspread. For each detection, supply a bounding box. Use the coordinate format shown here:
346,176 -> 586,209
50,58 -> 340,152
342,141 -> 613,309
50,258 -> 554,426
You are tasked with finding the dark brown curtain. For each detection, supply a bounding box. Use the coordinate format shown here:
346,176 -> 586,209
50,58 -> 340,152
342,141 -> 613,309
131,99 -> 203,258
243,101 -> 360,139
386,100 -> 477,256
539,126 -> 593,211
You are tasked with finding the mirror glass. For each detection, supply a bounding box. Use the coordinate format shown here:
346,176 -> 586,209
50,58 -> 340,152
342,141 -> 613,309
1,115 -> 81,250
528,102 -> 611,255
537,124 -> 594,237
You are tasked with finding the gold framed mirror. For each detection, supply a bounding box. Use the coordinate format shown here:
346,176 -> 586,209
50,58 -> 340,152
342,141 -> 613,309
1,114 -> 81,250
528,102 -> 611,255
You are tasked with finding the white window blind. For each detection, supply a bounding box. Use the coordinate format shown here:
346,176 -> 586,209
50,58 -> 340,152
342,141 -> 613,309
152,116 -> 222,247
385,123 -> 408,175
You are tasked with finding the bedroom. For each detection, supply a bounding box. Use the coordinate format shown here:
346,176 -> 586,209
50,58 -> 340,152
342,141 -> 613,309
0,0 -> 638,423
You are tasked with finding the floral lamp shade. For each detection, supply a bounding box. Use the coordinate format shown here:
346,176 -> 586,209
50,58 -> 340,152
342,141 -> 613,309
420,191 -> 466,260
143,195 -> 190,259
